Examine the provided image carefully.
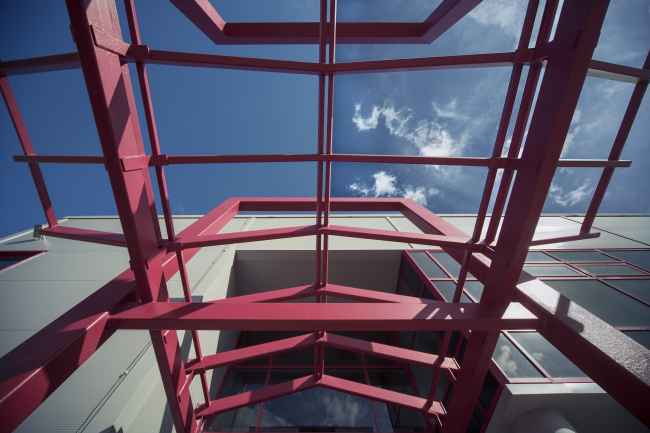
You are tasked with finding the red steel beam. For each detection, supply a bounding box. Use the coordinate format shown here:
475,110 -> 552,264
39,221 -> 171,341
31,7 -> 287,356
40,225 -> 128,248
186,333 -> 320,374
444,1 -> 612,431
108,301 -> 540,331
581,50 -> 650,234
420,0 -> 483,43
319,374 -> 446,416
0,76 -> 58,228
587,58 -> 650,84
320,284 -> 443,304
528,230 -> 600,247
0,53 -> 80,76
322,332 -> 459,372
66,0 -> 197,430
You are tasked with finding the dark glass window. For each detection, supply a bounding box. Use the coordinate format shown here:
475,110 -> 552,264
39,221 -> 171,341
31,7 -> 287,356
606,250 -> 650,272
358,331 -> 395,346
478,370 -> 499,409
207,370 -> 265,431
428,252 -> 474,278
548,251 -> 615,262
510,332 -> 587,378
432,281 -> 456,302
324,346 -> 364,367
607,279 -> 650,304
400,259 -> 423,296
219,369 -> 266,397
409,252 -> 447,278
374,402 -> 428,432
523,266 -> 581,276
525,251 -> 558,262
544,279 -> 650,327
396,331 -> 413,350
0,257 -> 29,271
412,331 -> 441,355
409,364 -> 434,400
492,334 -> 543,379
324,369 -> 368,384
260,387 -> 377,431
236,331 -> 275,365
464,281 -> 484,301
368,369 -> 415,395
397,278 -> 413,297
576,264 -> 646,276
272,347 -> 315,366
622,331 -> 650,351
0,252 -> 41,272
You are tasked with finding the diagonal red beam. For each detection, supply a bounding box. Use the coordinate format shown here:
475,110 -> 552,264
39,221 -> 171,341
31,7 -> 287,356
420,0 -> 483,43
319,374 -> 446,416
0,75 -> 58,228
108,301 -> 540,331
528,230 -> 600,246
322,333 -> 459,372
186,333 -> 319,374
169,0 -> 227,44
40,226 -> 128,248
195,375 -> 317,418
218,284 -> 319,304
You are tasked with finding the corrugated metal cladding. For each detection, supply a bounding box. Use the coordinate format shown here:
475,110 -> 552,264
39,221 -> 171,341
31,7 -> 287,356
14,331 -> 151,432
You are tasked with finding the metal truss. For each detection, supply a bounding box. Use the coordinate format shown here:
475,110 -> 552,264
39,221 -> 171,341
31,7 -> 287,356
1,0 -> 649,432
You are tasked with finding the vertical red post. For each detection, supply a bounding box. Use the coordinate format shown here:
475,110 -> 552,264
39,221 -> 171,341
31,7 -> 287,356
66,0 -> 197,431
444,1 -> 610,431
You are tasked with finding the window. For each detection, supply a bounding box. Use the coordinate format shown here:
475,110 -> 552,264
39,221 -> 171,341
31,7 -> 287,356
509,332 -> 587,378
0,251 -> 45,272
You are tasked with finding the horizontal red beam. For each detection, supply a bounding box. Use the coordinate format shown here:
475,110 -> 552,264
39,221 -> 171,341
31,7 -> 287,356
323,332 -> 459,372
40,225 -> 127,248
588,59 -> 650,84
0,52 -> 80,76
14,155 -> 105,164
319,374 -> 446,416
186,333 -> 319,374
108,301 -> 539,331
321,284 -> 443,304
218,284 -> 319,303
556,159 -> 631,168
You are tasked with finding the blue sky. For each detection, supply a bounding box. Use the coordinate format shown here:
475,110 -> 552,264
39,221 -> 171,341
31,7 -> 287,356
1,0 -> 649,238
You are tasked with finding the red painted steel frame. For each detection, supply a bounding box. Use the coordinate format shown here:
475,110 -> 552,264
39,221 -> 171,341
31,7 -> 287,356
1,0 -> 648,432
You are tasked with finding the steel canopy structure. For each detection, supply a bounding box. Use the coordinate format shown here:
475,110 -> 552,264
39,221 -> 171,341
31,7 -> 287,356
1,0 -> 649,432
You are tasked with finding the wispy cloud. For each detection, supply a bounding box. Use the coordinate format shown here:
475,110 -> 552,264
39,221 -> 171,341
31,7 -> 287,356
432,99 -> 468,120
347,171 -> 438,206
468,0 -> 526,40
561,109 -> 581,157
549,181 -> 594,206
352,103 -> 465,160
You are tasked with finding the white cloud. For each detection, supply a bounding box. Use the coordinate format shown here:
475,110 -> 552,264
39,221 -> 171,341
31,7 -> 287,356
468,0 -> 526,40
352,102 -> 465,160
496,344 -> 519,376
561,110 -> 581,157
347,171 -> 434,206
549,182 -> 594,206
432,99 -> 468,120
372,171 -> 397,196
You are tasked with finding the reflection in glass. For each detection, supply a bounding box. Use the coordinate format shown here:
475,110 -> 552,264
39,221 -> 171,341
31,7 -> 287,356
523,266 -> 581,276
368,369 -> 415,395
207,369 -> 266,432
396,331 -> 413,350
409,252 -> 447,278
409,363 -> 434,400
548,251 -> 614,262
577,264 -> 646,276
220,369 -> 266,397
428,252 -> 475,278
260,387 -> 377,432
492,334 -> 543,379
510,332 -> 587,378
464,281 -> 484,301
607,250 -> 650,272
431,281 -> 473,302
545,279 -> 650,327
400,259 -> 423,296
412,331 -> 441,355
324,346 -> 364,367
397,278 -> 413,297
374,402 -> 428,432
607,279 -> 650,304
272,347 -> 315,366
525,251 -> 559,262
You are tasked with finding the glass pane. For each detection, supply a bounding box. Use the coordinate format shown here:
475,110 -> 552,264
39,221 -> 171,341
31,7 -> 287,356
510,332 -> 587,378
364,352 -> 402,366
272,347 -> 315,366
428,252 -> 475,278
397,278 -> 413,297
324,346 -> 364,366
607,250 -> 650,272
237,331 -> 275,365
523,266 -> 582,276
358,331 -> 395,346
374,401 -> 428,432
409,364 -> 434,400
260,387 -> 377,431
607,279 -> 650,304
324,369 -> 368,385
206,405 -> 261,432
432,281 -> 456,302
478,370 -> 499,409
492,334 -> 544,379
409,252 -> 447,278
577,264 -> 647,276
396,331 -> 413,349
548,251 -> 616,262
412,331 -> 441,355
544,280 -> 650,327
622,331 -> 650,351
0,257 -> 28,271
219,369 -> 266,397
464,281 -> 484,301
400,259 -> 423,296
368,369 -> 415,395
526,252 -> 558,262
422,286 -> 439,301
